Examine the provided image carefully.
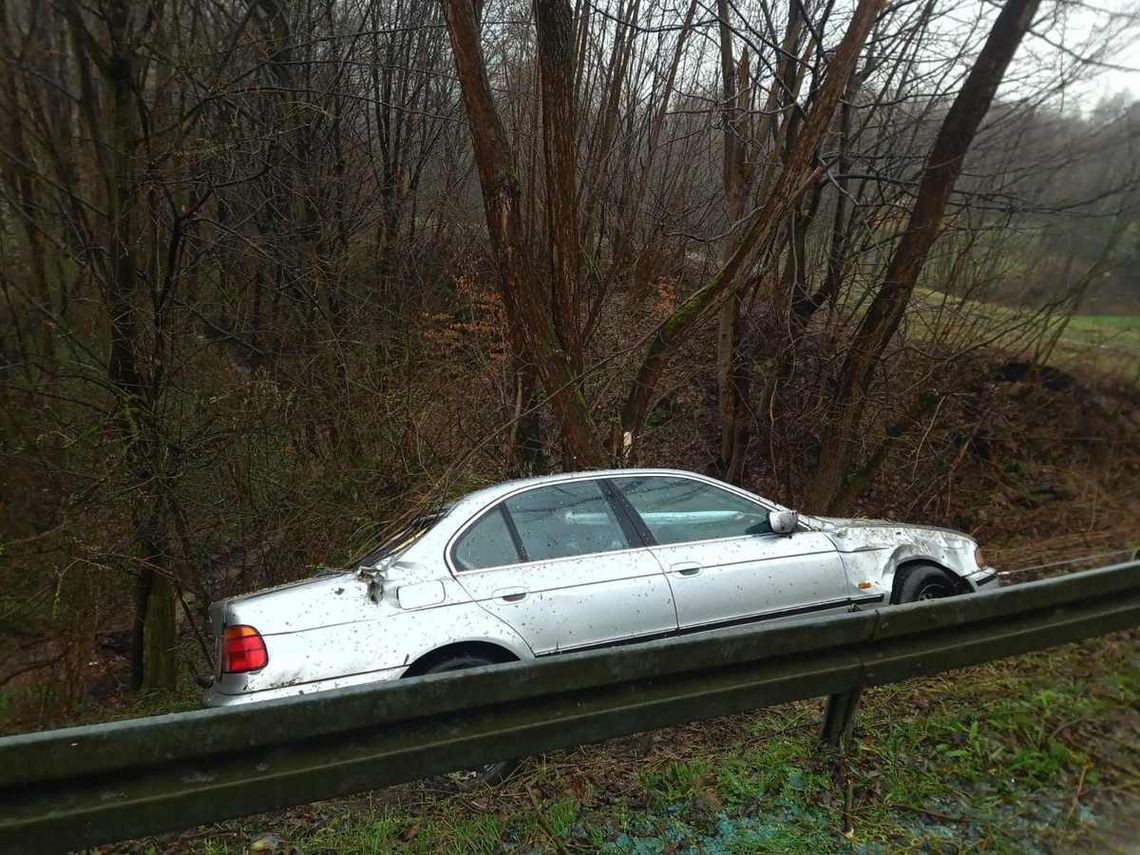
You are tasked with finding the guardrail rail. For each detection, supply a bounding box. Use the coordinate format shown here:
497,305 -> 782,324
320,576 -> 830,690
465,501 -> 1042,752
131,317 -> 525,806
1,560 -> 1138,853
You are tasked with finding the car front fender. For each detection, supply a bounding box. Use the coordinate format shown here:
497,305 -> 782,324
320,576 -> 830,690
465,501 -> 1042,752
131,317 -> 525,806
822,524 -> 978,599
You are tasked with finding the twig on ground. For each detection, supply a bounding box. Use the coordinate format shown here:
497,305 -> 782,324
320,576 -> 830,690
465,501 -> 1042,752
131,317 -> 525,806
1051,717 -> 1092,740
525,784 -> 573,855
1067,761 -> 1092,822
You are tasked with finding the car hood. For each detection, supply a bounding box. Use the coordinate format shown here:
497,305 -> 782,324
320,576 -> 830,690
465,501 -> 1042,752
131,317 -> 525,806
810,516 -> 976,551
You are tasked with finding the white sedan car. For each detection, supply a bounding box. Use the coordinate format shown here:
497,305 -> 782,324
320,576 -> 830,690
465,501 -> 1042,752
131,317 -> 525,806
206,469 -> 996,711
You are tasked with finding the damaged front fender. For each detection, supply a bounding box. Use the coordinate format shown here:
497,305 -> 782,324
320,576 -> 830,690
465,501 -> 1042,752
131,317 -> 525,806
810,516 -> 983,600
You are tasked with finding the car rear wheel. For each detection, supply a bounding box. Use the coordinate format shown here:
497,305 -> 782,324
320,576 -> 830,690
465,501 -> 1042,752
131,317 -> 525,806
897,564 -> 958,602
421,653 -> 518,787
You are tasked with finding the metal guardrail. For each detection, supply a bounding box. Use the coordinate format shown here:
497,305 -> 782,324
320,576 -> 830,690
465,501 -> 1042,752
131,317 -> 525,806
995,547 -> 1139,578
1,561 -> 1138,853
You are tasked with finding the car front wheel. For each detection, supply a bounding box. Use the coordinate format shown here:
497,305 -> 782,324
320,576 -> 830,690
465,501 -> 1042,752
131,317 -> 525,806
896,564 -> 958,602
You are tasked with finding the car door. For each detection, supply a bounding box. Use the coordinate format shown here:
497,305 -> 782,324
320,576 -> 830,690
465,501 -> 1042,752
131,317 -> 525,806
450,479 -> 677,654
609,475 -> 852,630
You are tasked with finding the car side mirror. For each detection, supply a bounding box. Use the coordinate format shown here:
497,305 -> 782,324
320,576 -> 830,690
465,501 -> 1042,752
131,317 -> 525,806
769,510 -> 798,535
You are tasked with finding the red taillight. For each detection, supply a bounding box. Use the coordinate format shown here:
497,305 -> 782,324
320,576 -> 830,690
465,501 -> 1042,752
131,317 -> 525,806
221,625 -> 268,673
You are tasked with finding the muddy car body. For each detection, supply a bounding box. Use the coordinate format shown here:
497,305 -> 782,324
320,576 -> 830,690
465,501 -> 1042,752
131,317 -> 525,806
206,469 -> 997,706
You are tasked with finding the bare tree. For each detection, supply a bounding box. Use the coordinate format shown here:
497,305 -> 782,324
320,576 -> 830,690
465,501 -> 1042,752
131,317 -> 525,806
807,0 -> 1044,512
616,0 -> 885,462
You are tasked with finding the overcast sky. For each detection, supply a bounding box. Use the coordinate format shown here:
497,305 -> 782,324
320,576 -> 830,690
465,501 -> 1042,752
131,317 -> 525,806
1040,0 -> 1140,107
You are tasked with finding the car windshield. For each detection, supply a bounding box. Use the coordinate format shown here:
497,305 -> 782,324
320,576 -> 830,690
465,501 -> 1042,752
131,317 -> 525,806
356,507 -> 449,567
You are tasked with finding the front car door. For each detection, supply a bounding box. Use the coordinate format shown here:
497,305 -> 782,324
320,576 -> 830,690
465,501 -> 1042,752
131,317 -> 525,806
609,475 -> 854,630
450,478 -> 677,654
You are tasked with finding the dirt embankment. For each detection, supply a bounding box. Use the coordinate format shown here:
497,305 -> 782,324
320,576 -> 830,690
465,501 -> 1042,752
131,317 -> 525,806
2,348 -> 1138,734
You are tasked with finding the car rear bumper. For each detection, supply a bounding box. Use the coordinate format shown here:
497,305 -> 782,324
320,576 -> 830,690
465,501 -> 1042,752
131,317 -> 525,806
205,664 -> 406,707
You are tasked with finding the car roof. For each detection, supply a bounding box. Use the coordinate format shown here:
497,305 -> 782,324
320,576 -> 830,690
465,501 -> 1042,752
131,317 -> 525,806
450,468 -> 724,512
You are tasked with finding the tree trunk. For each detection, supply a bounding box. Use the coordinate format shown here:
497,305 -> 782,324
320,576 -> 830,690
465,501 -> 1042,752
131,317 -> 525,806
714,0 -> 751,480
535,0 -> 584,372
442,0 -> 607,467
0,0 -> 53,371
507,355 -> 546,475
131,511 -> 177,690
806,0 -> 1042,512
66,0 -> 178,689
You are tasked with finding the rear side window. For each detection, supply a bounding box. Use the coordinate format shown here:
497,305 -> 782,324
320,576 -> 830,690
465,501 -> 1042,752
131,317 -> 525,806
504,481 -> 628,561
453,507 -> 520,571
612,476 -> 770,545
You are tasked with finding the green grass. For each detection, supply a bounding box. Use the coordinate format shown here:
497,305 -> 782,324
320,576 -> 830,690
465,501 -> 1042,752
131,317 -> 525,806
1067,315 -> 1140,330
182,632 -> 1138,855
1059,314 -> 1140,354
905,287 -> 1140,382
256,808 -> 506,855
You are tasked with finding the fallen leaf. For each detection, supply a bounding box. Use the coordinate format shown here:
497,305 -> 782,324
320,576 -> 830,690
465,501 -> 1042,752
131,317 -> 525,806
246,834 -> 282,853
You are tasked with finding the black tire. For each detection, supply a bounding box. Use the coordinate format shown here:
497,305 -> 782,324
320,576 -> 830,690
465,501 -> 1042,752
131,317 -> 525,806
896,564 -> 958,603
420,653 -> 518,787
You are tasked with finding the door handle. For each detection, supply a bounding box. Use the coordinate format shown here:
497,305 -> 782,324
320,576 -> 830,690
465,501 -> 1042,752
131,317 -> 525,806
670,562 -> 702,576
494,587 -> 528,603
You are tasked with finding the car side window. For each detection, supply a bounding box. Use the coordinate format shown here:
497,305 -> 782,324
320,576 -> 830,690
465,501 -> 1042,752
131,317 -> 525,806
612,476 -> 771,545
453,507 -> 520,571
504,481 -> 629,562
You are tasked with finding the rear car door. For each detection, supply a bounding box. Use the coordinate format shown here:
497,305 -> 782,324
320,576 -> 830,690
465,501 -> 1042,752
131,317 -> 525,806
450,479 -> 677,654
609,475 -> 853,630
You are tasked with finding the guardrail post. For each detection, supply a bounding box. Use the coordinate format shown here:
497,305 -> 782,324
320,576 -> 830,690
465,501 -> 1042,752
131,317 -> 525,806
820,687 -> 862,748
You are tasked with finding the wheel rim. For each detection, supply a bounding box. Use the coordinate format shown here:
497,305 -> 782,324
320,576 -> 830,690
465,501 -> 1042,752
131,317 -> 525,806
916,581 -> 951,600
